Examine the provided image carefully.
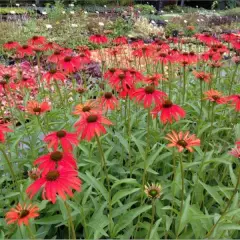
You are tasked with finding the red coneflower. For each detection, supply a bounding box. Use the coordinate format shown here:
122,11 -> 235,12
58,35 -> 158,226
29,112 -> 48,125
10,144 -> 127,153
132,85 -> 167,108
144,74 -> 164,86
204,89 -> 227,104
109,69 -> 133,91
227,94 -> 240,112
193,71 -> 211,83
132,45 -> 153,58
196,33 -> 217,45
0,123 -> 12,142
104,68 -> 118,80
5,203 -> 39,226
28,36 -> 46,45
156,51 -> 172,64
42,69 -> 66,84
58,56 -> 81,73
221,33 -> 237,42
113,36 -> 128,45
26,167 -> 82,203
3,41 -> 20,50
26,100 -> 51,115
47,50 -> 64,63
165,130 -> 200,152
201,51 -> 221,62
74,112 -> 112,141
89,34 -> 108,44
34,151 -> 77,174
128,68 -> 144,82
77,46 -> 91,58
18,77 -> 36,89
229,147 -> 240,159
44,42 -> 61,51
151,98 -> 186,124
44,130 -> 78,152
16,45 -> 34,58
78,53 -> 91,65
73,100 -> 98,116
98,92 -> 119,111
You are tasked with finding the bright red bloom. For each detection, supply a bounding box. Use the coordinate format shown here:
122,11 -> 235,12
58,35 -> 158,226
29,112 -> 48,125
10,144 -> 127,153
104,68 -> 118,80
193,71 -> 211,83
132,85 -> 167,108
73,100 -> 99,116
18,76 -> 36,88
165,131 -> 200,152
78,53 -> 91,65
26,100 -> 51,115
132,45 -> 153,58
89,34 -> 108,44
28,36 -> 46,45
229,147 -> 240,159
74,112 -> 112,141
232,40 -> 240,51
47,50 -> 65,63
128,68 -> 144,82
204,89 -> 227,104
144,74 -> 164,86
109,69 -> 133,91
34,151 -> 77,174
16,45 -> 34,58
221,33 -> 237,42
44,130 -> 78,152
151,99 -> 185,124
98,92 -> 119,111
236,141 -> 240,148
3,41 -> 20,50
44,42 -> 61,51
42,69 -> 66,84
113,36 -> 128,45
0,123 -> 12,142
58,56 -> 81,73
26,167 -> 81,203
227,95 -> 240,112
5,203 -> 39,226
196,33 -> 218,45
201,51 -> 221,62
156,51 -> 172,64
77,46 -> 91,58
179,52 -> 198,65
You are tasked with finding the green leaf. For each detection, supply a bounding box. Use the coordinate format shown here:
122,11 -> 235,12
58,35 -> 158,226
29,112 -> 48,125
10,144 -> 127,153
0,192 -> 19,201
112,178 -> 139,189
113,205 -> 151,235
35,215 -> 64,225
112,188 -> 140,205
149,218 -> 162,239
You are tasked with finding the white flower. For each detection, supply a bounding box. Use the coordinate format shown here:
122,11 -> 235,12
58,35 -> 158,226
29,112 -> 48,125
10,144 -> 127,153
99,22 -> 104,26
200,19 -> 204,22
151,10 -> 155,13
84,11 -> 88,14
165,19 -> 169,22
69,3 -> 74,7
151,20 -> 156,24
42,11 -> 47,15
104,5 -> 107,8
160,10 -> 164,13
171,10 -> 173,13
196,5 -> 198,8
16,3 -> 20,7
32,4 -> 36,7
46,24 -> 52,29
71,24 -> 78,28
10,11 -> 16,14
197,19 -> 200,22
184,20 -> 187,23
96,11 -> 99,14
70,11 -> 75,15
182,10 -> 184,13
105,11 -> 107,14
62,11 -> 66,14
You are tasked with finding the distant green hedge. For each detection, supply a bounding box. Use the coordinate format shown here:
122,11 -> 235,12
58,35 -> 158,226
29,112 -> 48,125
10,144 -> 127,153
0,7 -> 30,14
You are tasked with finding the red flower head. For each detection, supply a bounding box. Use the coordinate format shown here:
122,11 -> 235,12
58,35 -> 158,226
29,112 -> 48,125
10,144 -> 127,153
26,100 -> 51,115
26,167 -> 82,203
89,34 -> 108,44
0,123 -> 13,143
109,69 -> 133,91
34,151 -> 77,174
193,71 -> 211,83
77,46 -> 91,58
179,52 -> 198,65
132,85 -> 167,108
47,50 -> 65,63
16,45 -> 34,58
201,51 -> 221,62
28,36 -> 46,45
113,36 -> 128,45
128,68 -> 144,82
227,94 -> 240,112
221,33 -> 237,42
232,56 -> 240,65
196,33 -> 218,45
151,98 -> 186,124
229,147 -> 240,159
18,76 -> 36,89
42,69 -> 66,84
232,40 -> 240,51
104,68 -> 118,80
44,42 -> 61,51
78,52 -> 91,65
144,74 -> 164,86
74,112 -> 113,141
156,51 -> 172,64
5,203 -> 39,226
58,56 -> 81,73
3,41 -> 20,50
97,92 -> 119,111
44,130 -> 78,152
165,131 -> 200,152
73,100 -> 99,116
132,45 -> 153,58
204,89 -> 227,104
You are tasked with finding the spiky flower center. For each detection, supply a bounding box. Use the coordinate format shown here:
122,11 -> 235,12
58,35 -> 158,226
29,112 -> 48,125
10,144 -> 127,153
49,69 -> 57,74
32,36 -> 39,40
80,53 -> 85,57
22,45 -> 29,49
145,86 -> 155,94
50,151 -> 63,162
64,56 -> 72,62
7,41 -> 13,44
22,77 -> 28,81
56,130 -> 66,138
46,170 -> 60,181
177,140 -> 188,147
118,73 -> 125,80
212,95 -> 220,101
54,50 -> 61,55
149,189 -> 158,197
19,210 -> 30,218
159,53 -> 167,57
33,107 -> 41,113
87,115 -> 98,123
82,106 -> 91,112
3,74 -> 11,80
109,68 -> 116,73
104,92 -> 112,99
163,99 -> 173,108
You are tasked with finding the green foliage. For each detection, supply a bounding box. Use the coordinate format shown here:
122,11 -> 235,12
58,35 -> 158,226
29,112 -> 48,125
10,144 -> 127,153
107,17 -> 133,37
0,7 -> 29,14
222,7 -> 240,17
134,4 -> 156,14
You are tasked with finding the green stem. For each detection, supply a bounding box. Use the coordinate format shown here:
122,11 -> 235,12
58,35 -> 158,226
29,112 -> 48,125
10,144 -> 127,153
182,65 -> 186,104
147,199 -> 156,239
228,64 -> 238,95
80,206 -> 89,239
176,154 -> 185,238
54,80 -> 64,107
205,168 -> 240,238
26,225 -> 35,240
64,201 -> 76,240
200,80 -> 203,117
